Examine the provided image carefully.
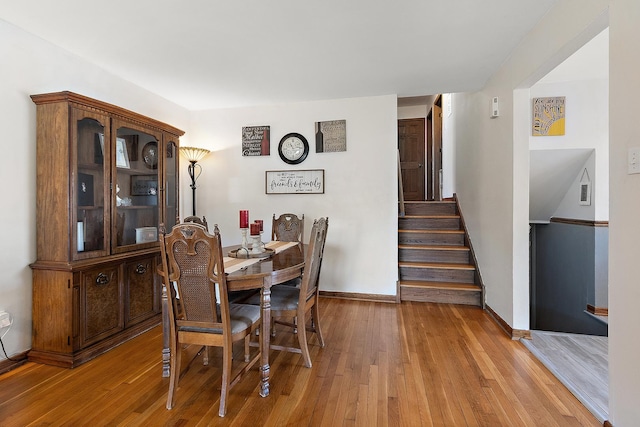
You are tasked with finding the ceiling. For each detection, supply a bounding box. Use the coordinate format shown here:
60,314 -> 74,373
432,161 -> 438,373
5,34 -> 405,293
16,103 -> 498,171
0,0 -> 558,111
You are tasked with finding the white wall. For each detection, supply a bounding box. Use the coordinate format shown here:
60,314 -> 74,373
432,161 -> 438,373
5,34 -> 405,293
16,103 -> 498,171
451,0 -> 640,423
609,0 -> 640,424
552,151 -> 597,219
441,94 -> 455,198
397,105 -> 427,119
0,19 -> 190,358
530,79 -> 609,221
188,95 -> 399,296
451,1 -> 609,330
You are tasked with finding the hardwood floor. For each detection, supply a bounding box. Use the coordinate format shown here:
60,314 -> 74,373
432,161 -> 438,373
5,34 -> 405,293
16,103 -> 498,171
0,299 -> 600,426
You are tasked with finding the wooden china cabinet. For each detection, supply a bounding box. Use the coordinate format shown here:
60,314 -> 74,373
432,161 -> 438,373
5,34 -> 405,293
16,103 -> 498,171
29,91 -> 183,368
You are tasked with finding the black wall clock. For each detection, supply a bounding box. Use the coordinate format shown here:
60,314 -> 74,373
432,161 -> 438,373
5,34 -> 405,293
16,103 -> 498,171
278,133 -> 309,165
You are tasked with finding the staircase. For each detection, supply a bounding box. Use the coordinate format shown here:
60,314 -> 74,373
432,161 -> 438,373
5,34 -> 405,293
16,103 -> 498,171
398,200 -> 483,306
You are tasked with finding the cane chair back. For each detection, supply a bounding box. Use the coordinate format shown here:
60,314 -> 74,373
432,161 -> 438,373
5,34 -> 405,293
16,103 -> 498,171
272,213 -> 304,242
159,223 -> 260,417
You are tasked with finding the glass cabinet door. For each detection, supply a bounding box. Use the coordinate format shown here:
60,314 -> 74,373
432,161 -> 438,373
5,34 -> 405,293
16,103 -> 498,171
74,110 -> 109,260
164,138 -> 179,231
112,122 -> 163,253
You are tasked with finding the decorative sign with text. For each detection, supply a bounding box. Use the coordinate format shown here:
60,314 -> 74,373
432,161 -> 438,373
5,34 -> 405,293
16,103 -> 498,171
532,97 -> 565,136
242,126 -> 270,156
265,170 -> 325,194
315,120 -> 346,153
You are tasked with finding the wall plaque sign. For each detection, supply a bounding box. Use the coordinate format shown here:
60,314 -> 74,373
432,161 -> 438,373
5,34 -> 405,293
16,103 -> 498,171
315,119 -> 346,152
265,169 -> 325,194
532,97 -> 565,136
242,126 -> 270,156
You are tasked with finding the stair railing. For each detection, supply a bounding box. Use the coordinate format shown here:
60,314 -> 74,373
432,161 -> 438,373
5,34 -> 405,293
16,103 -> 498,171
397,150 -> 405,217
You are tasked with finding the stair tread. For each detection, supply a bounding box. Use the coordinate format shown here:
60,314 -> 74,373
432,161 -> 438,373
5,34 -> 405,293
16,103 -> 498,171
398,229 -> 464,234
400,280 -> 481,291
398,261 -> 476,270
398,244 -> 469,251
400,214 -> 460,219
403,201 -> 456,204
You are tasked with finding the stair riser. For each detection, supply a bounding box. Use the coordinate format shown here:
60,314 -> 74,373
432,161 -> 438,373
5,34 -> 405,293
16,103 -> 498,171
399,217 -> 460,230
398,232 -> 464,246
398,248 -> 469,263
400,286 -> 481,305
403,203 -> 457,216
399,267 -> 475,283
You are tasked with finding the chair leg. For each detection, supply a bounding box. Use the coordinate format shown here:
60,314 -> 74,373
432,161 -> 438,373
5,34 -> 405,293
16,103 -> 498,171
219,344 -> 233,417
312,302 -> 325,348
297,316 -> 312,368
166,341 -> 182,409
202,346 -> 210,365
244,335 -> 250,362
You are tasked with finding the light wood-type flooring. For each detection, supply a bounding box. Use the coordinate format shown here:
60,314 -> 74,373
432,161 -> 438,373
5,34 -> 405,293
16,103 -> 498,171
0,299 -> 601,426
521,330 -> 608,423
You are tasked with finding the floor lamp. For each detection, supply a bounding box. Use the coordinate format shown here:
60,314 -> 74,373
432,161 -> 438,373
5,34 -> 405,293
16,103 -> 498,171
179,146 -> 210,216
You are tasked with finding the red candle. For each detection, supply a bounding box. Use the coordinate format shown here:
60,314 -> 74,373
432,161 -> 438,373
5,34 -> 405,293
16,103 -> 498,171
250,222 -> 260,236
255,219 -> 263,232
240,210 -> 249,229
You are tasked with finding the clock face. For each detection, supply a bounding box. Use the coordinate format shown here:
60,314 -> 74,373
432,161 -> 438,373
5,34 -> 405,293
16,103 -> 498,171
278,133 -> 309,164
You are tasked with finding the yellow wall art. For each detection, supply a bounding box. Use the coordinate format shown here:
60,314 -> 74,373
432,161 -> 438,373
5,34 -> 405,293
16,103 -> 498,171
532,96 -> 565,136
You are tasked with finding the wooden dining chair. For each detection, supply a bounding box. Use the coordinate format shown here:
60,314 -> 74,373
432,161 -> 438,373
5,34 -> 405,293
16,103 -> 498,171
247,217 -> 328,367
272,213 -> 304,242
159,223 -> 261,417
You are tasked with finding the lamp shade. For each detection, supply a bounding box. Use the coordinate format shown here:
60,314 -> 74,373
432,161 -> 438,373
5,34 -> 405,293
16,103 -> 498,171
180,146 -> 210,162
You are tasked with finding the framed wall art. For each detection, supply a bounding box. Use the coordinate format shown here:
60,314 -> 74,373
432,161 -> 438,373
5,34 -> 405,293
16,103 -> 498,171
532,96 -> 565,136
242,125 -> 270,156
265,169 -> 324,194
315,119 -> 346,152
131,175 -> 158,196
78,173 -> 94,206
115,137 -> 130,168
579,168 -> 591,206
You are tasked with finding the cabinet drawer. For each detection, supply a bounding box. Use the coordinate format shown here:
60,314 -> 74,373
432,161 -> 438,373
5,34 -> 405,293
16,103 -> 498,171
79,265 -> 123,347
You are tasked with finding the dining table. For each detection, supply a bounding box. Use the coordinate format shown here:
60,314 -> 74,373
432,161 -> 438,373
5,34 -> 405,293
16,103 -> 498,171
160,240 -> 305,398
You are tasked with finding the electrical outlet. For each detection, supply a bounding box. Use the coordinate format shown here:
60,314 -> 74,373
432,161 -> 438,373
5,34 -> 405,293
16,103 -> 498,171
0,311 -> 11,328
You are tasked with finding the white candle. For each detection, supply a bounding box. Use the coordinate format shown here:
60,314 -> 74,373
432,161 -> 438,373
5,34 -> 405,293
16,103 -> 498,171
77,221 -> 85,252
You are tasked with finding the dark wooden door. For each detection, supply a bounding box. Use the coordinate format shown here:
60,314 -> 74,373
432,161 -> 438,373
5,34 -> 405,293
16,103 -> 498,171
398,118 -> 426,201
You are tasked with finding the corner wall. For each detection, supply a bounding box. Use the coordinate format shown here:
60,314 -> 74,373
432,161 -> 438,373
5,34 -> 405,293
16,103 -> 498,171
451,1 -> 608,331
0,19 -> 190,358
189,96 -> 399,296
609,0 -> 640,424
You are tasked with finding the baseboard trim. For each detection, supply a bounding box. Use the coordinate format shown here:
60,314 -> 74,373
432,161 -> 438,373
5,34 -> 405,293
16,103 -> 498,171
319,291 -> 397,303
0,350 -> 29,375
587,304 -> 608,316
485,304 -> 531,340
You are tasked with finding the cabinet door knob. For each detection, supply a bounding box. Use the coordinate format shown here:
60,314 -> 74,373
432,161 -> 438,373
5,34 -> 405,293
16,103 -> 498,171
96,273 -> 110,285
135,264 -> 147,275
